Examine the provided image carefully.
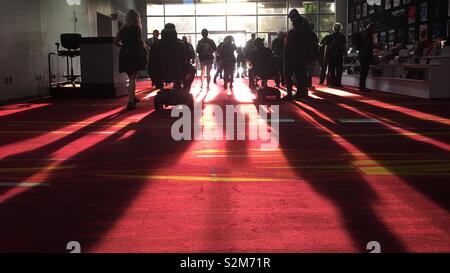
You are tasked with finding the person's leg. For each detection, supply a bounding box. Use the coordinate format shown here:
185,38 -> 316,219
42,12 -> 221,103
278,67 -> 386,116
242,61 -> 248,78
127,71 -> 137,109
306,63 -> 313,88
249,68 -> 256,89
328,57 -> 336,86
214,62 -> 221,83
206,62 -> 213,87
230,63 -> 236,88
319,61 -> 327,84
222,62 -> 228,88
284,69 -> 294,100
294,65 -> 308,99
336,55 -> 344,86
200,63 -> 206,88
359,58 -> 369,90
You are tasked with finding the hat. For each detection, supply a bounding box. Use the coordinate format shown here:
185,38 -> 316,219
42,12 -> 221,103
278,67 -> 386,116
288,9 -> 300,19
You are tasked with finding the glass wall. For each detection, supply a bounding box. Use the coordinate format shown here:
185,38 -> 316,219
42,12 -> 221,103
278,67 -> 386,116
147,0 -> 336,47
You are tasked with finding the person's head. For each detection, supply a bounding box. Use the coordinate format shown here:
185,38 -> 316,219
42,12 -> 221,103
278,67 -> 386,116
333,23 -> 342,33
288,9 -> 304,29
163,28 -> 178,41
125,9 -> 142,29
251,33 -> 256,40
288,9 -> 300,21
165,23 -> 176,31
277,31 -> 284,39
202,29 -> 209,38
182,36 -> 188,43
253,38 -> 265,49
225,35 -> 234,44
153,29 -> 160,39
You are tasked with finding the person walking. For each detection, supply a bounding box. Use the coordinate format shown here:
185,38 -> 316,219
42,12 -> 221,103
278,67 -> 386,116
196,29 -> 217,90
272,31 -> 286,87
220,35 -> 237,90
355,24 -> 375,92
114,9 -> 148,110
284,9 -> 317,100
326,23 -> 347,88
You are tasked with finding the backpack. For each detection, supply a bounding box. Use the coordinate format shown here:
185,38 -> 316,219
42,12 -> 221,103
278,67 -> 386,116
198,39 -> 214,56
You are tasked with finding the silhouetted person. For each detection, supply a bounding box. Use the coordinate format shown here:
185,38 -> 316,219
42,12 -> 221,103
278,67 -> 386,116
183,36 -> 196,65
249,38 -> 275,89
319,32 -> 332,85
114,9 -> 148,110
236,47 -> 246,78
196,29 -> 217,90
284,10 -> 313,100
150,26 -> 191,92
244,33 -> 257,77
146,29 -> 160,48
214,42 -> 224,84
326,23 -> 346,88
182,36 -> 196,91
146,29 -> 160,86
307,23 -> 319,89
356,24 -> 375,92
272,31 -> 286,86
220,35 -> 237,90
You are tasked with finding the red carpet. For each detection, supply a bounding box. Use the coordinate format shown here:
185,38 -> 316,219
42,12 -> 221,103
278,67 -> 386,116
0,78 -> 449,253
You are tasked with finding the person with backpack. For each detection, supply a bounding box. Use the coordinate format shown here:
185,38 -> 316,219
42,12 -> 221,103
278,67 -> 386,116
220,35 -> 237,90
196,29 -> 217,90
326,23 -> 347,88
284,9 -> 319,101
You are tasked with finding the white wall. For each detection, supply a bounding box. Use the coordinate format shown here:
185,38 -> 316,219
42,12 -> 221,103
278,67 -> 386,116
0,0 -> 138,102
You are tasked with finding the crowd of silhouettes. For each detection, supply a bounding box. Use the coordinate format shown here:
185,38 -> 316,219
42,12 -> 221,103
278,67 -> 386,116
116,8 -> 375,109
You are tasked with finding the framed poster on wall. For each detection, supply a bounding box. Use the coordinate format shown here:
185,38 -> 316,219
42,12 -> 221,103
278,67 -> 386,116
369,4 -> 375,15
420,24 -> 428,42
433,23 -> 441,39
449,0 -> 450,17
363,3 -> 368,17
356,4 -> 361,19
386,0 -> 392,10
408,6 -> 416,24
448,21 -> 450,37
420,2 -> 428,22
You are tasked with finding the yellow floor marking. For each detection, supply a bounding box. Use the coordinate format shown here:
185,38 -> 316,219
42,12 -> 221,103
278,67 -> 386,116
318,132 -> 450,138
98,174 -> 295,182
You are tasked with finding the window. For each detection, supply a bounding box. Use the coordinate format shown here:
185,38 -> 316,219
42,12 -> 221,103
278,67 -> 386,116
258,16 -> 287,32
147,17 -> 165,33
258,1 -> 288,15
167,17 -> 195,33
165,4 -> 195,16
147,1 -> 336,47
197,16 -> 226,32
227,16 -> 257,32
